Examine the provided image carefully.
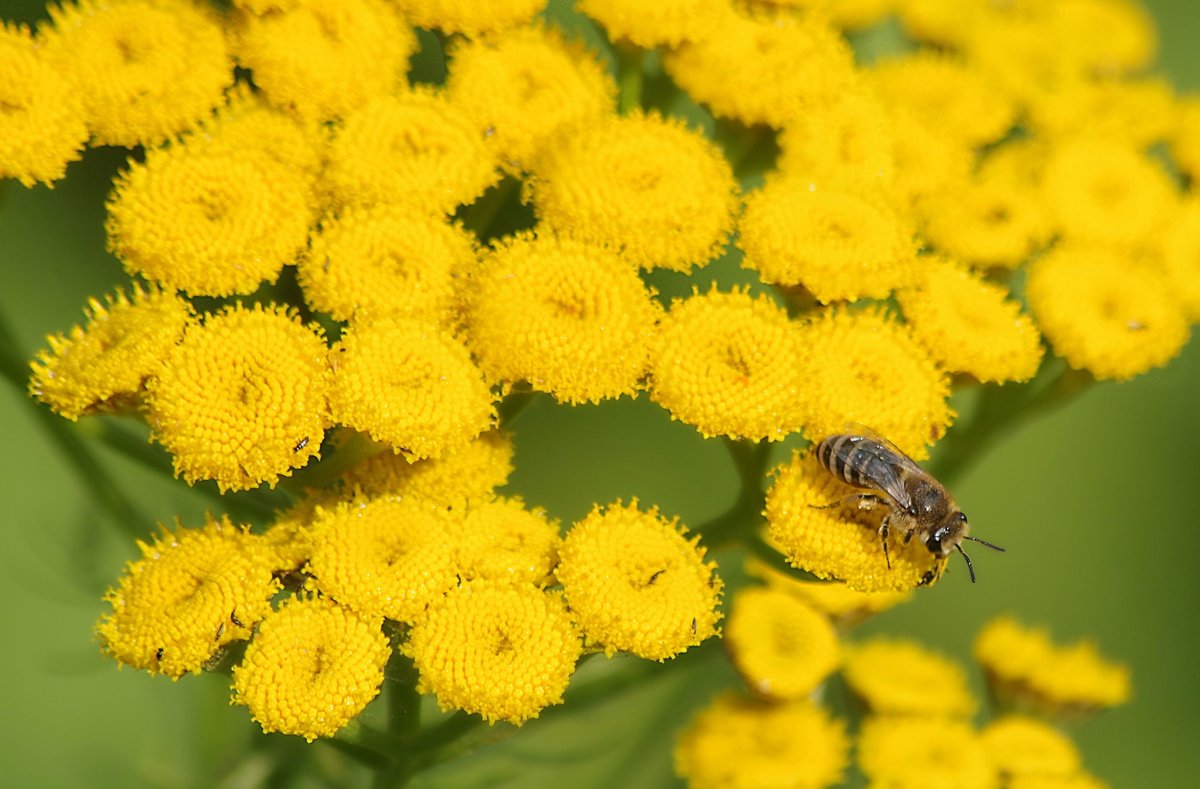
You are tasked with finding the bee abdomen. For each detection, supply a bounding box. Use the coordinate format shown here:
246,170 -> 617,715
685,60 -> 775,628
815,434 -> 891,490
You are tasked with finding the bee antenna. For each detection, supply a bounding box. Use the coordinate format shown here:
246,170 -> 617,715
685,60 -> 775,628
955,543 -> 977,583
964,535 -> 1005,552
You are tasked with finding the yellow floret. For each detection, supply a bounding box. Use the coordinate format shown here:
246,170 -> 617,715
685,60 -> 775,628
556,501 -> 722,660
340,430 -> 514,505
724,586 -> 840,700
887,107 -> 974,205
390,0 -> 547,37
577,0 -> 725,48
981,715 -> 1083,780
1027,76 -> 1176,148
857,716 -> 997,789
455,497 -> 560,586
842,638 -> 977,718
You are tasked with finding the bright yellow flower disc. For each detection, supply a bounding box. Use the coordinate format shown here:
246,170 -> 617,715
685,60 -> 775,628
858,716 -> 997,789
456,497 -> 561,587
724,586 -> 840,700
390,0 -> 547,37
340,430 -> 514,506
577,0 -> 725,48
842,637 -> 977,718
981,715 -> 1083,779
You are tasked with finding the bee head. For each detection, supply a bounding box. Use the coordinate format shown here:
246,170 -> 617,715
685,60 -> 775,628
926,512 -> 1005,583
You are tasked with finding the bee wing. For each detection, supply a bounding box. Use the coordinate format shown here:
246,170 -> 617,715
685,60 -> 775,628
839,424 -> 922,512
842,422 -> 927,474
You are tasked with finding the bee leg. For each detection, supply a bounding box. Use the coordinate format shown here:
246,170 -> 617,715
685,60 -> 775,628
879,515 -> 892,570
812,493 -> 886,511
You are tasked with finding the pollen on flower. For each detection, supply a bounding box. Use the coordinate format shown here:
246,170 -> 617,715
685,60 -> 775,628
340,430 -> 514,506
739,177 -> 919,303
42,0 -> 232,147
765,449 -> 947,593
647,288 -> 806,441
897,257 -> 1044,384
106,145 -> 313,297
974,615 -> 1132,715
145,304 -> 329,492
746,558 -> 911,629
674,692 -> 849,789
465,233 -> 661,405
97,516 -> 280,679
403,580 -> 581,725
445,23 -> 616,170
328,318 -> 495,461
842,637 -> 977,718
0,23 -> 87,187
324,90 -> 500,215
527,110 -> 738,272
30,285 -> 192,420
232,595 -> 390,742
857,716 -> 996,789
556,501 -> 722,660
299,206 -> 478,325
794,306 -> 953,460
390,0 -> 546,37
577,0 -> 726,49
1025,243 -> 1188,381
307,496 -> 462,623
455,497 -> 560,586
724,586 -> 840,701
230,0 -> 415,122
981,715 -> 1083,780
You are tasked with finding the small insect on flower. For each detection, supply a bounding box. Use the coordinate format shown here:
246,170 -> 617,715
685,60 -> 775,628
812,432 -> 1004,582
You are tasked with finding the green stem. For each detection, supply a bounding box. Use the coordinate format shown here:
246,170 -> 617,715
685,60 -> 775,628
700,438 -> 771,547
497,386 -> 536,427
327,721 -> 404,771
740,532 -> 819,583
616,41 -> 644,113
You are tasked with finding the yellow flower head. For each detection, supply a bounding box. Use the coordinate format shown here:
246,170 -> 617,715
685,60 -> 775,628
1028,76 -> 1176,148
0,22 -> 87,187
674,692 -> 849,789
765,449 -> 947,592
1038,0 -> 1157,76
445,24 -> 616,170
794,306 -> 953,460
299,206 -> 478,326
842,637 -> 976,718
1025,243 -> 1188,381
527,110 -> 738,273
403,580 -> 581,725
146,304 -> 329,492
307,496 -> 461,623
576,0 -> 725,48
262,495 -> 329,573
897,257 -> 1044,384
106,145 -> 313,297
647,288 -> 805,441
1152,197 -> 1200,321
724,586 -> 839,700
390,0 -> 547,37
556,501 -> 722,660
325,90 -> 500,215
43,0 -> 232,147
739,178 -> 919,303
858,716 -> 996,789
231,0 -> 415,121
1170,95 -> 1200,182
1041,136 -> 1176,246
466,233 -> 661,405
746,557 -> 911,629
30,285 -> 191,420
456,497 -> 560,587
328,318 -> 495,461
869,51 -> 1015,148
97,515 -> 280,678
981,715 -> 1083,780
661,8 -> 856,128
974,615 -> 1132,715
340,430 -> 514,506
888,108 -> 974,205
892,0 -> 994,48
232,595 -> 390,741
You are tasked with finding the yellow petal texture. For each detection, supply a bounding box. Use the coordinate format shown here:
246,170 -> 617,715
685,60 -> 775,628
897,257 -> 1044,384
445,24 -> 616,170
328,319 -> 495,460
527,110 -> 738,272
231,0 -> 415,121
0,22 -> 87,186
30,285 -> 191,420
1027,76 -> 1176,147
794,306 -> 953,460
674,692 -> 849,789
766,449 -> 947,592
404,580 -> 581,725
576,0 -> 725,49
466,233 -> 662,404
307,496 -> 461,623
1026,243 -> 1188,381
857,716 -> 997,789
556,501 -> 722,660
390,0 -> 547,37
97,516 -> 280,678
43,0 -> 232,147
739,177 -> 919,302
324,90 -> 500,215
232,595 -> 390,741
299,206 -> 478,325
842,637 -> 977,717
455,497 -> 561,586
746,558 -> 911,629
974,615 -> 1131,715
648,288 -> 805,441
340,430 -> 514,505
724,586 -> 840,700
981,715 -> 1083,780
106,145 -> 313,297
146,304 -> 329,491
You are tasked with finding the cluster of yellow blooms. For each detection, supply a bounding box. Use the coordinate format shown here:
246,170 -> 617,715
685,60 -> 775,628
677,563 -> 1130,788
2,0 -> 1180,778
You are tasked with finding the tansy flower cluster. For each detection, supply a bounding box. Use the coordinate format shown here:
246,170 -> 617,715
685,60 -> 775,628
3,0 -> 1187,779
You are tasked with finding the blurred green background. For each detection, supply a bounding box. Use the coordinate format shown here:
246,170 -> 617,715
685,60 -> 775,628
2,0 -> 1199,786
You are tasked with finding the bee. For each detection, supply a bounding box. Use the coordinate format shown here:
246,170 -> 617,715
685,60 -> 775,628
813,432 -> 1004,582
